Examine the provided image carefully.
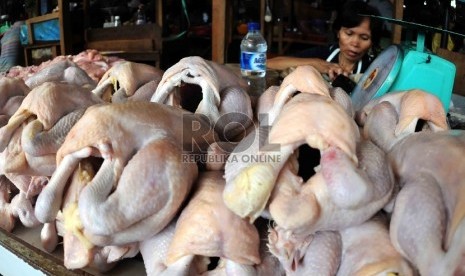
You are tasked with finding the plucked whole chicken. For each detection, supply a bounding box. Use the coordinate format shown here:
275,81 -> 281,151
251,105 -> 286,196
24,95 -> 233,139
1,51 -> 464,276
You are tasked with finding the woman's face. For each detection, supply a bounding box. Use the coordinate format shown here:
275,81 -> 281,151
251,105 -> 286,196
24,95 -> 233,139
338,18 -> 373,63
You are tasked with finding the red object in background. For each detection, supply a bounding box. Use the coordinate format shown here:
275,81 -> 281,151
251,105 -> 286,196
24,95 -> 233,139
189,25 -> 211,37
237,23 -> 248,35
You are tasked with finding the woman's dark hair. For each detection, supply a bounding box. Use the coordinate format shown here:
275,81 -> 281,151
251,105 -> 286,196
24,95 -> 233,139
332,0 -> 383,48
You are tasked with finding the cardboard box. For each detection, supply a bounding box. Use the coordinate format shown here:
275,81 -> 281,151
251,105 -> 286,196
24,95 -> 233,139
437,48 -> 465,96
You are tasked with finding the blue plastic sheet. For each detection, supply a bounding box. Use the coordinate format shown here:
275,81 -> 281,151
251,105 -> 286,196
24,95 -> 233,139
19,19 -> 60,45
20,25 -> 28,45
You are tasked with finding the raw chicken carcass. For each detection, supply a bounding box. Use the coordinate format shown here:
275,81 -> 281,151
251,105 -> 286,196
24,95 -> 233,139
0,175 -> 16,231
0,82 -> 103,176
254,218 -> 286,276
7,190 -> 40,228
263,66 -> 353,126
225,91 -> 395,271
356,89 -> 448,151
255,85 -> 279,120
92,61 -> 164,102
224,92 -> 363,222
265,65 -> 331,125
222,66 -> 347,221
59,159 -> 138,271
268,228 -> 341,275
35,101 -> 217,247
204,85 -> 280,172
139,221 -> 185,276
388,130 -> 465,275
3,173 -> 47,199
329,86 -> 355,118
0,175 -> 43,231
0,172 -> 48,231
268,138 -> 394,234
337,213 -> 414,276
24,59 -> 96,89
166,171 -> 260,274
151,56 -> 253,141
224,66 -> 359,217
266,139 -> 394,271
72,49 -> 123,82
0,77 -> 30,126
140,220 -> 217,276
254,66 -> 352,134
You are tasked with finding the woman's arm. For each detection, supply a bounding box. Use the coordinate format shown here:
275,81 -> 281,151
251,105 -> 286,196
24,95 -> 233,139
267,56 -> 348,80
267,56 -> 324,70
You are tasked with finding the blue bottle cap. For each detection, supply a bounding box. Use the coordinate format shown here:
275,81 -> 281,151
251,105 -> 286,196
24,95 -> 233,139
247,22 -> 260,31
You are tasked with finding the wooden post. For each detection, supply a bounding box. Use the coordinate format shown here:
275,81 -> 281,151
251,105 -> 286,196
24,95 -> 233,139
155,0 -> 163,29
58,0 -> 71,55
392,0 -> 403,44
212,0 -> 227,63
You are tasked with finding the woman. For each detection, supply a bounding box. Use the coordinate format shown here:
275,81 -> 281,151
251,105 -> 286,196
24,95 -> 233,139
267,0 -> 382,81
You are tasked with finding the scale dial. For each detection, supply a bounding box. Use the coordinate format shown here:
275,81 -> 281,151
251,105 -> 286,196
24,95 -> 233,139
351,45 -> 404,111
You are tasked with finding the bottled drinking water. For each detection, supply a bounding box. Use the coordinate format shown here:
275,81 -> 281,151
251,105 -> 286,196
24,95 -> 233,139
114,16 -> 121,27
136,4 -> 147,25
240,22 -> 267,97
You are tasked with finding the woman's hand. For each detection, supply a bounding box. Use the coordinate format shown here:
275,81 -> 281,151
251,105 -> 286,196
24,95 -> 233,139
313,60 -> 350,81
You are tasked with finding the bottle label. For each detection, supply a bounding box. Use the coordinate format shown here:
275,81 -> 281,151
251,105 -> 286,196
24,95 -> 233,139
240,52 -> 266,72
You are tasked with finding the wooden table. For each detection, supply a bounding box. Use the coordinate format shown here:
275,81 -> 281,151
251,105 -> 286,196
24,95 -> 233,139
0,225 -> 145,275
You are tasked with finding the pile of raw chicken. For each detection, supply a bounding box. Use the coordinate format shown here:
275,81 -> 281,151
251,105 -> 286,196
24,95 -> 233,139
0,49 -> 464,276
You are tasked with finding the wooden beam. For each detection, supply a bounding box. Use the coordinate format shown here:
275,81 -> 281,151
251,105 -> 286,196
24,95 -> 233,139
156,0 -> 163,28
58,0 -> 71,55
212,0 -> 227,63
392,0 -> 403,44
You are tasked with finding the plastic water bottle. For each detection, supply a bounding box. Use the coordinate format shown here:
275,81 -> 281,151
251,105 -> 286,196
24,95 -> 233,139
114,16 -> 121,27
240,22 -> 267,97
136,4 -> 146,25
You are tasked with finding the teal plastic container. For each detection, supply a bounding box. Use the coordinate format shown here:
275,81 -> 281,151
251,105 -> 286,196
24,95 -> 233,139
389,47 -> 456,112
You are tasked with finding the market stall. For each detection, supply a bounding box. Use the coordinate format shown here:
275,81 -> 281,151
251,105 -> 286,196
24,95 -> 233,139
1,0 -> 465,275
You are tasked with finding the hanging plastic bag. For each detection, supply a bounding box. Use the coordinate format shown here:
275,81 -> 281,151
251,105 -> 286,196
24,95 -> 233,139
0,22 -> 10,35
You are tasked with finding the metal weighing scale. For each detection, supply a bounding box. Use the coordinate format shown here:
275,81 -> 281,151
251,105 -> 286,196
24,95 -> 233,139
351,15 -> 465,112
